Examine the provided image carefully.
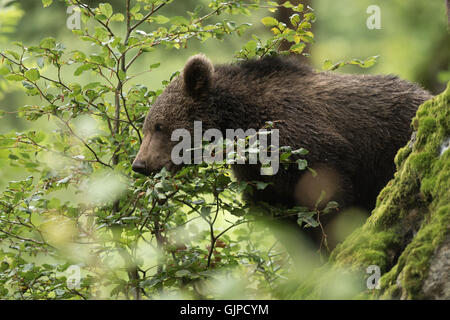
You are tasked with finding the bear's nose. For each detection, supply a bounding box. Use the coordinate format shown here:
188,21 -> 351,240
132,160 -> 148,175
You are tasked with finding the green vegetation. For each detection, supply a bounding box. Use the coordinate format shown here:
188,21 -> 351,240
0,0 -> 318,299
0,0 -> 447,300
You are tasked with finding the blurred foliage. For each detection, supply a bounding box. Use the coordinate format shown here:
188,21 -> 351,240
0,0 -> 326,300
0,0 -> 446,300
0,0 -> 23,42
311,0 -> 449,94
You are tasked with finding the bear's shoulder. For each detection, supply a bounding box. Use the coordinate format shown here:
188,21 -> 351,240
215,56 -> 313,79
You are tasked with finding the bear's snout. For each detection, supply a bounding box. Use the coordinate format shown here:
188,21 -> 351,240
132,159 -> 149,175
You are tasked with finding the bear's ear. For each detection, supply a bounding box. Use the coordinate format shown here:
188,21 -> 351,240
183,54 -> 214,98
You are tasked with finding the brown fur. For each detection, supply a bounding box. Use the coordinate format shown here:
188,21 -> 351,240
133,54 -> 432,243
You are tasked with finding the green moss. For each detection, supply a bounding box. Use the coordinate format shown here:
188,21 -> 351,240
331,229 -> 398,271
437,114 -> 450,136
421,151 -> 450,197
409,152 -> 435,174
394,145 -> 412,170
417,117 -> 437,137
291,82 -> 450,299
416,109 -> 428,118
381,202 -> 449,298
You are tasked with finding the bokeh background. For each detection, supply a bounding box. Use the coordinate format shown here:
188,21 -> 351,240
0,0 -> 448,300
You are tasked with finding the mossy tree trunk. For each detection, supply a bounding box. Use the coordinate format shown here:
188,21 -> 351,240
293,83 -> 449,299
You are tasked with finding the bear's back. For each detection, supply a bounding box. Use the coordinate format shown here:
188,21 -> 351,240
213,56 -> 432,211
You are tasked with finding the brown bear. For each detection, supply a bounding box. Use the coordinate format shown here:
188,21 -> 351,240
132,54 -> 432,246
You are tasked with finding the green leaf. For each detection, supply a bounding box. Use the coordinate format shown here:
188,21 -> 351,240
280,152 -> 291,161
34,132 -> 46,143
95,14 -> 108,22
322,59 -> 333,70
40,37 -> 56,49
200,206 -> 211,217
127,37 -> 140,46
42,0 -> 52,7
245,40 -> 257,52
175,270 -> 192,277
360,55 -> 379,68
99,3 -> 113,18
314,190 -> 327,209
154,15 -> 170,24
55,289 -> 65,297
281,1 -> 294,8
261,17 -> 279,27
0,65 -> 9,76
304,13 -> 315,22
24,68 -> 40,81
74,64 -> 95,76
94,26 -> 109,41
290,14 -> 300,26
83,82 -> 101,90
110,13 -> 125,22
301,215 -> 319,228
293,4 -> 304,12
72,51 -> 86,62
89,54 -> 105,65
296,159 -> 308,170
290,42 -> 305,54
4,74 -> 25,81
130,4 -> 140,15
4,50 -> 20,60
118,70 -> 126,81
323,201 -> 339,214
170,16 -> 189,25
291,148 -> 308,156
255,181 -> 269,190
105,57 -> 116,68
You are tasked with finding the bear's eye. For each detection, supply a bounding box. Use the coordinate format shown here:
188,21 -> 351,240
154,123 -> 163,132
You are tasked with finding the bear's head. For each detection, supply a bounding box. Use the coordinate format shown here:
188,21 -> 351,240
132,54 -> 215,175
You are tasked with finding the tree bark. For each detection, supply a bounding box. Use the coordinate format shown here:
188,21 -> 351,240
447,0 -> 450,26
